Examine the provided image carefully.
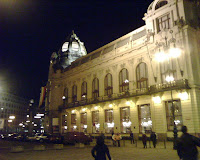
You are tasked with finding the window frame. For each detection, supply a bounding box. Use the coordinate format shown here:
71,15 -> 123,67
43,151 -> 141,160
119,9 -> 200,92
136,62 -> 148,89
104,73 -> 113,96
72,85 -> 77,102
92,78 -> 99,99
119,68 -> 129,93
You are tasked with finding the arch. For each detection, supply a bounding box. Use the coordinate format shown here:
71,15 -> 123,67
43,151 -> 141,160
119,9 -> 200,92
155,0 -> 168,10
104,73 -> 113,96
136,62 -> 148,89
119,68 -> 129,93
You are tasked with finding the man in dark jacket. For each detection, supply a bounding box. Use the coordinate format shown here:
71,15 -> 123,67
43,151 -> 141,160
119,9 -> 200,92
177,126 -> 200,160
150,131 -> 157,148
91,136 -> 112,160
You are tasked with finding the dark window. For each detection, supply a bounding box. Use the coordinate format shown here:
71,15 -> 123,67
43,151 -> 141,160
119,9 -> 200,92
136,63 -> 148,89
157,13 -> 171,32
63,88 -> 68,104
104,73 -> 113,96
155,0 -> 168,10
92,78 -> 99,99
119,68 -> 129,92
72,85 -> 77,102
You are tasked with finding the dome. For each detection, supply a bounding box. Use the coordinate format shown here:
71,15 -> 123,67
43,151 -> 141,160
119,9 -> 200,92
59,31 -> 87,68
147,0 -> 169,14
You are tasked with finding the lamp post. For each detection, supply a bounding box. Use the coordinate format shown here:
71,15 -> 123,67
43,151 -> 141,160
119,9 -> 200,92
154,30 -> 182,150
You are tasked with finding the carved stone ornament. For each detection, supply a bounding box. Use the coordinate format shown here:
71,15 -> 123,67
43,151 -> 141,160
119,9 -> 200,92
137,57 -> 144,63
112,64 -> 118,71
120,63 -> 126,69
128,58 -> 134,65
106,68 -> 111,73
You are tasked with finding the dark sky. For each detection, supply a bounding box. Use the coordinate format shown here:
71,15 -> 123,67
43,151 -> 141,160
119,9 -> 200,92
0,0 -> 152,100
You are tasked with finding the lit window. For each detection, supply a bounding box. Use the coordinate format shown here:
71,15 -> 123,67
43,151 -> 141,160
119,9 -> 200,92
165,100 -> 183,131
92,111 -> 100,133
119,68 -> 129,92
80,112 -> 87,133
72,85 -> 77,102
105,109 -> 114,133
81,82 -> 87,100
138,104 -> 152,133
120,107 -> 131,133
71,114 -> 77,131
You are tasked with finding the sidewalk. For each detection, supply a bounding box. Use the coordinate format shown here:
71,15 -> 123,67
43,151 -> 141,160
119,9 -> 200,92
0,140 -> 180,160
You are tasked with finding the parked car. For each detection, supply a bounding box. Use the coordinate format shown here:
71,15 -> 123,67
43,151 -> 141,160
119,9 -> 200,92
35,133 -> 50,142
62,132 -> 92,144
26,133 -> 38,141
49,134 -> 63,143
7,133 -> 19,141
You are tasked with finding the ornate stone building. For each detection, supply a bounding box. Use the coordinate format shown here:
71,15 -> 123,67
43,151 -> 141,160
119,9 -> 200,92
45,0 -> 200,139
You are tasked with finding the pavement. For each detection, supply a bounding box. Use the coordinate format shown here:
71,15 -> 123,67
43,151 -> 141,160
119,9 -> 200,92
0,140 -> 199,160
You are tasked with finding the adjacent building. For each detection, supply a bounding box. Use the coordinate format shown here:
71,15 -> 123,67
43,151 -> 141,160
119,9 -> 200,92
45,0 -> 200,140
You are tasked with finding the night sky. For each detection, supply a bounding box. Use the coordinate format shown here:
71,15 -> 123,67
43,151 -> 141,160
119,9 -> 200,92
0,0 -> 153,100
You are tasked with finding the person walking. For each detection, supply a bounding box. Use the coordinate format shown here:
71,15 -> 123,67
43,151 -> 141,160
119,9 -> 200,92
150,131 -> 157,148
130,131 -> 134,144
112,133 -> 122,147
91,136 -> 112,160
177,126 -> 200,160
142,133 -> 147,148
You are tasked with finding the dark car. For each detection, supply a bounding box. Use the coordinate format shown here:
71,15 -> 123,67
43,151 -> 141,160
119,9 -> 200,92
49,134 -> 63,143
62,132 -> 92,144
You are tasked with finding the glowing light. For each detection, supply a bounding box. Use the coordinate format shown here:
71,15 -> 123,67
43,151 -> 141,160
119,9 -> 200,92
36,114 -> 44,117
95,123 -> 100,128
72,110 -> 75,113
124,79 -> 129,83
9,116 -> 15,119
126,101 -> 131,105
82,108 -> 86,112
34,124 -> 37,127
94,106 -> 98,110
166,76 -> 174,82
178,92 -> 189,101
26,120 -> 30,123
152,96 -> 161,104
34,116 -> 41,119
73,125 -> 77,129
174,120 -> 181,125
141,120 -> 152,127
122,121 -> 132,127
64,126 -> 68,129
109,104 -> 113,108
65,114 -> 67,117
62,96 -> 66,100
19,123 -> 23,126
107,122 -> 114,128
27,115 -> 29,118
8,120 -> 12,123
83,125 -> 87,129
154,51 -> 168,62
169,48 -> 181,58
1,108 -> 3,110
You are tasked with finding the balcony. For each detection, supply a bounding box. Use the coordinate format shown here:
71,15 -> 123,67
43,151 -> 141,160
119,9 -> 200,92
60,79 -> 190,110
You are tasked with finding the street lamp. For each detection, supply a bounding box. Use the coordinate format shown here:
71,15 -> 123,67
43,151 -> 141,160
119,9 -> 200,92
154,30 -> 182,150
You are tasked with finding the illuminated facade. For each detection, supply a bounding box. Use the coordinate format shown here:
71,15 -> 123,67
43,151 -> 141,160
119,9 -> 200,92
45,0 -> 200,139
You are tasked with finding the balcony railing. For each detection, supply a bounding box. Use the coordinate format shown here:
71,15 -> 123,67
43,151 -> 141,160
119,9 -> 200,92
60,79 -> 190,109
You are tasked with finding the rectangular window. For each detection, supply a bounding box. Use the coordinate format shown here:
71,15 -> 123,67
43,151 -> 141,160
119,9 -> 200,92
165,99 -> 182,131
120,107 -> 131,133
138,104 -> 152,133
105,109 -> 114,133
71,114 -> 77,131
80,112 -> 87,133
157,13 -> 171,32
92,111 -> 100,133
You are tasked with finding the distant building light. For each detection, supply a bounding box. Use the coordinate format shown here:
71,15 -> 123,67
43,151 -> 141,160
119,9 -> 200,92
34,124 -> 37,127
19,123 -> 23,126
34,116 -> 41,119
9,116 -> 15,119
36,114 -> 44,117
1,108 -> 3,110
62,96 -> 66,100
83,125 -> 87,129
8,120 -> 12,122
64,126 -> 67,129
26,120 -> 30,123
27,115 -> 29,118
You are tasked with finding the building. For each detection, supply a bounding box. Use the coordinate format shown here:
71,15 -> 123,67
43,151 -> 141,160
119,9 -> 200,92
45,0 -> 200,140
0,91 -> 28,133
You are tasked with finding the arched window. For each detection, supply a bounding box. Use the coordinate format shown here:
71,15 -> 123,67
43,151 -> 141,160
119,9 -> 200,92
155,0 -> 168,10
119,68 -> 129,92
72,85 -> 77,102
104,73 -> 113,96
63,87 -> 68,104
136,63 -> 148,89
92,78 -> 99,99
81,81 -> 87,100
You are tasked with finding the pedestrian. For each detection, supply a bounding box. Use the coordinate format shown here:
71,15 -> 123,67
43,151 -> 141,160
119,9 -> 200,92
91,136 -> 112,160
112,132 -> 116,146
112,133 -> 122,147
150,131 -> 157,148
142,133 -> 147,148
100,131 -> 105,139
177,125 -> 200,160
130,131 -> 134,144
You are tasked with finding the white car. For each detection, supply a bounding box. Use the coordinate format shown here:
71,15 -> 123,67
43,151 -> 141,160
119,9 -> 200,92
35,133 -> 49,142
